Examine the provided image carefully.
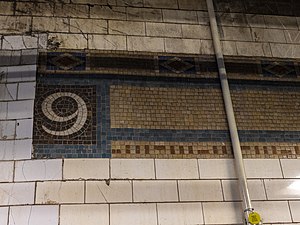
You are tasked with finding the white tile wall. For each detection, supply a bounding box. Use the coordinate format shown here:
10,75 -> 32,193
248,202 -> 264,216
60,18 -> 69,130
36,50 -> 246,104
14,159 -> 62,181
0,207 -> 8,225
111,159 -> 155,179
202,202 -> 243,224
289,201 -> 300,222
157,203 -> 204,225
9,205 -> 59,225
155,159 -> 199,179
244,159 -> 283,178
17,82 -> 36,100
133,180 -> 178,202
60,205 -> 109,225
222,179 -> 266,201
64,159 -> 109,180
280,159 -> 300,178
86,181 -> 132,203
16,119 -> 33,139
7,100 -> 34,119
0,182 -> 35,205
265,179 -> 300,200
253,201 -> 292,223
7,65 -> 36,83
178,180 -> 223,201
0,120 -> 16,140
0,161 -> 14,182
198,159 -> 236,179
0,83 -> 17,101
36,181 -> 84,204
110,204 -> 157,225
0,139 -> 32,160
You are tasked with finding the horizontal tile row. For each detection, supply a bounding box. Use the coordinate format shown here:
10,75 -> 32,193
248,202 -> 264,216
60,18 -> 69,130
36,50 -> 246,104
0,201 -> 299,225
2,178 -> 300,205
3,158 -> 300,181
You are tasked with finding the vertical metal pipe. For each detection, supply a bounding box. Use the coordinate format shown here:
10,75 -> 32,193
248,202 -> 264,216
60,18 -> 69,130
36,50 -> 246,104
205,0 -> 254,222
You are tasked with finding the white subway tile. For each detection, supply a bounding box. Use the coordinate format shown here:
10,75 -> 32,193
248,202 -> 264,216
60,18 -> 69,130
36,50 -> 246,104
265,179 -> 300,200
0,161 -> 14,182
16,119 -> 33,139
280,159 -> 300,178
14,159 -> 62,182
127,36 -> 164,52
60,205 -> 109,225
289,201 -> 300,222
157,203 -> 204,225
0,83 -> 17,100
222,179 -> 266,201
7,100 -> 34,119
133,180 -> 178,202
0,120 -> 16,140
17,82 -> 36,100
156,159 -> 199,179
0,139 -> 32,160
165,38 -> 201,54
203,202 -> 243,224
64,159 -> 109,180
111,159 -> 155,179
0,102 -> 7,119
253,201 -> 292,223
36,181 -> 84,204
86,181 -> 132,203
9,205 -> 59,225
178,180 -> 222,201
0,207 -> 8,225
7,65 -> 36,83
89,35 -> 126,50
0,182 -> 35,205
198,159 -> 236,179
2,36 -> 38,50
110,204 -> 157,225
244,159 -> 283,178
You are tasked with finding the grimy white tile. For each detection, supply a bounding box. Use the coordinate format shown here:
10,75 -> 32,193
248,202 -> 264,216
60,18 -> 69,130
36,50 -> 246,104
289,201 -> 300,222
280,159 -> 300,178
110,204 -> 157,225
222,179 -> 266,201
0,161 -> 14,182
60,205 -> 109,225
7,100 -> 34,119
0,207 -> 8,225
14,159 -> 62,182
198,159 -> 236,179
16,119 -> 33,139
0,182 -> 35,205
86,180 -> 132,203
253,201 -> 292,223
9,205 -> 59,225
133,180 -> 178,202
17,82 -> 36,100
244,159 -> 283,178
265,179 -> 300,200
0,139 -> 32,160
111,159 -> 155,179
203,202 -> 243,224
178,180 -> 223,201
156,159 -> 199,179
157,203 -> 204,225
0,120 -> 16,140
36,181 -> 84,204
64,159 -> 109,180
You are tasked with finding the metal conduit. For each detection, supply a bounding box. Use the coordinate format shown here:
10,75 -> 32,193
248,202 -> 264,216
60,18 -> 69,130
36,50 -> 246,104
205,0 -> 262,224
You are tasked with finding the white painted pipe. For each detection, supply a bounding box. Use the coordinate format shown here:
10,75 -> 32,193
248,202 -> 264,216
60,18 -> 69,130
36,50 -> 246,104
205,0 -> 254,223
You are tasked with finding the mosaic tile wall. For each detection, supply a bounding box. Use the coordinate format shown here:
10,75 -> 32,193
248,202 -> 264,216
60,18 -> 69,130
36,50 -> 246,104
33,51 -> 300,159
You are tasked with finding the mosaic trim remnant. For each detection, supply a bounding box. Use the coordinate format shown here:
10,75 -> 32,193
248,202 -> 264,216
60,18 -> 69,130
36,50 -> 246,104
40,51 -> 300,82
34,51 -> 300,159
33,84 -> 97,158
